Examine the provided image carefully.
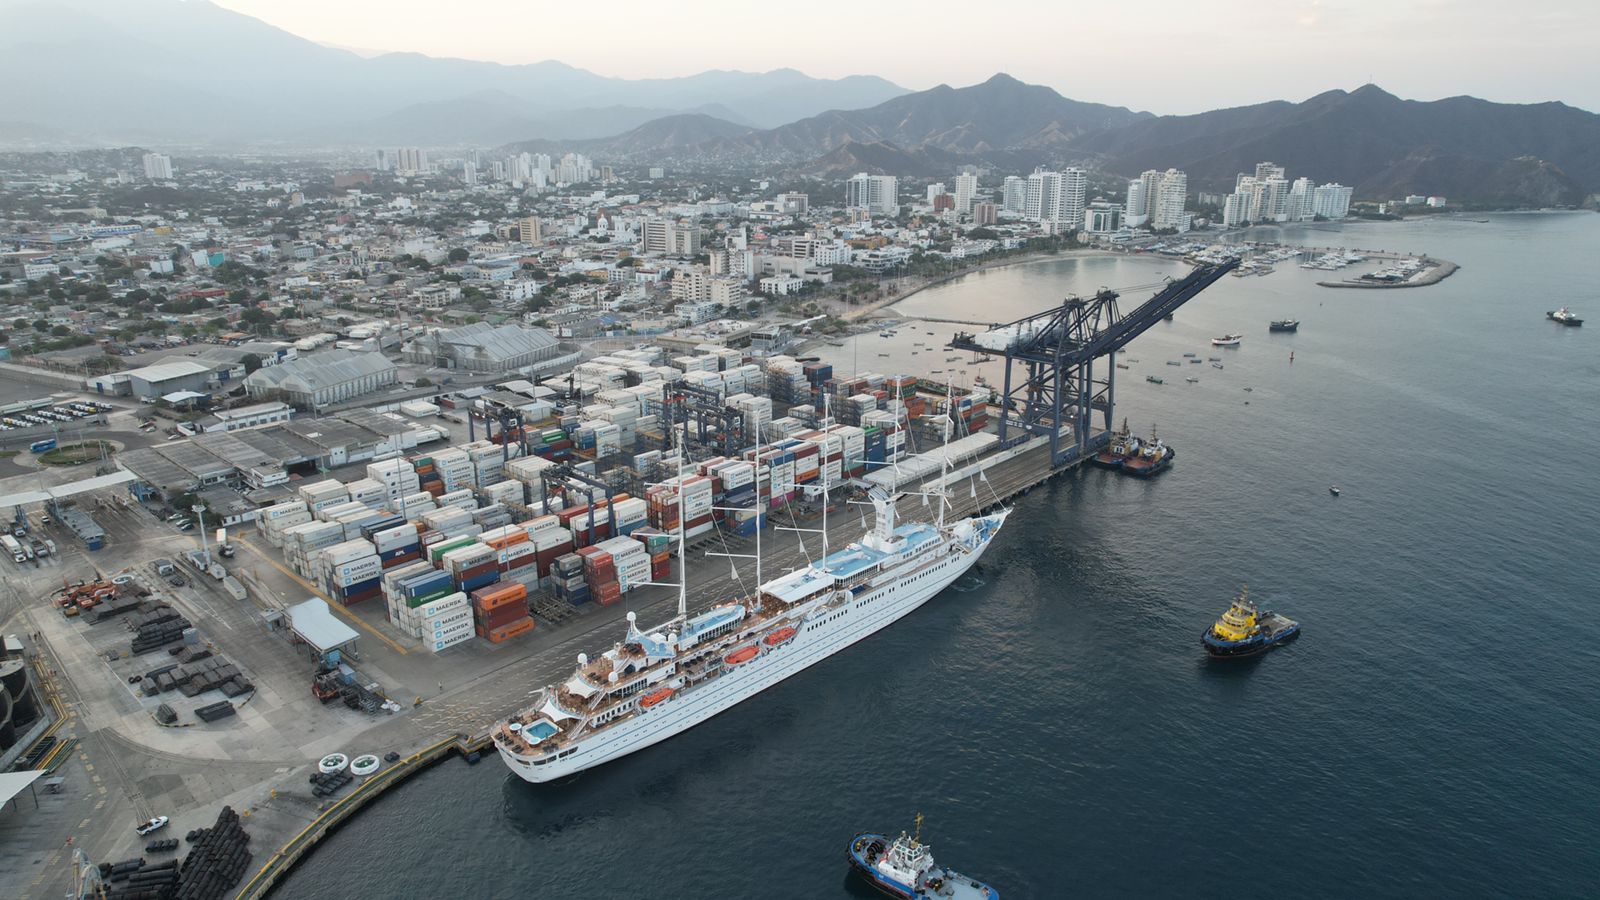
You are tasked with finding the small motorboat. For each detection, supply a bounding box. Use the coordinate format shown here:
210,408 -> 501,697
1146,376 -> 1164,384
1211,333 -> 1243,347
1211,362 -> 1224,369
1329,486 -> 1341,496
1185,376 -> 1199,383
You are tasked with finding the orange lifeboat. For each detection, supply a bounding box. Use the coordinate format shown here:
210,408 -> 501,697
639,686 -> 674,709
723,645 -> 760,666
762,626 -> 797,647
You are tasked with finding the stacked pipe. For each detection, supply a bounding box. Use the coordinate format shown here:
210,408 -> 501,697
175,805 -> 251,900
130,607 -> 192,654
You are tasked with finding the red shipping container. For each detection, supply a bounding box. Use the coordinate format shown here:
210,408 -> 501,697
595,584 -> 623,606
475,605 -> 526,631
382,550 -> 421,569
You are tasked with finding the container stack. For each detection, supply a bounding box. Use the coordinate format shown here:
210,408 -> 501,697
257,501 -> 312,548
428,534 -> 477,565
550,553 -> 588,604
422,506 -> 479,540
646,474 -> 715,539
280,520 -> 344,577
321,539 -> 381,606
594,536 -> 651,593
465,439 -> 514,486
432,448 -> 475,492
366,458 -> 421,502
471,503 -> 513,532
576,546 -> 622,606
827,424 -> 867,478
382,560 -> 435,630
506,456 -> 555,503
558,500 -> 613,548
435,489 -> 477,513
611,497 -> 648,536
389,490 -> 436,520
470,582 -> 535,643
529,520 -> 575,580
412,454 -> 442,496
632,527 -> 673,581
443,543 -> 499,594
345,478 -> 389,510
497,539 -> 540,589
370,523 -> 422,570
296,480 -> 349,514
480,480 -> 524,507
420,591 -> 473,653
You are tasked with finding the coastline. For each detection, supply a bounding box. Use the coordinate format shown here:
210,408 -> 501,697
839,248 -> 1124,322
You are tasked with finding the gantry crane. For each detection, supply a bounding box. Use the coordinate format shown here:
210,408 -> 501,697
949,258 -> 1239,468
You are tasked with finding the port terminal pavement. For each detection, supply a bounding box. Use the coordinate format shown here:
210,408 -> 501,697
0,428 -> 1083,899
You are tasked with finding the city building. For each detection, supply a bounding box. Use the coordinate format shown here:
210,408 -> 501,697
1311,183 -> 1354,218
1024,169 -> 1087,229
953,173 -> 978,215
845,173 -> 899,216
641,219 -> 700,256
394,148 -> 430,176
401,323 -> 564,373
518,216 -> 542,243
142,153 -> 173,180
244,350 -> 397,409
1083,202 -> 1122,234
1124,179 -> 1148,227
926,183 -> 946,205
197,401 -> 293,434
1000,176 -> 1027,213
1151,168 -> 1189,231
972,202 -> 998,226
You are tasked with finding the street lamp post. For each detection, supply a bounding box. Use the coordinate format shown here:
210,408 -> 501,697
192,503 -> 211,567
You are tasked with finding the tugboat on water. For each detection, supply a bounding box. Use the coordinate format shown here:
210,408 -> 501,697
1202,586 -> 1300,659
848,815 -> 999,900
1269,319 -> 1300,332
1547,307 -> 1583,326
1092,420 -> 1137,469
1121,426 -> 1174,477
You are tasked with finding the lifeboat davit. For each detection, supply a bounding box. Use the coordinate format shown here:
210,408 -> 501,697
639,687 -> 674,709
762,626 -> 797,647
723,645 -> 760,667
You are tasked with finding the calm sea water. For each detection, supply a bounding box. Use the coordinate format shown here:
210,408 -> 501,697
279,213 -> 1600,899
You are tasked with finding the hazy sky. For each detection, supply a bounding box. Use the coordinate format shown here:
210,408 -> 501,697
211,0 -> 1599,114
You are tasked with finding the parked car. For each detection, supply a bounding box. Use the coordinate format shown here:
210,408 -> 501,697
135,816 -> 169,836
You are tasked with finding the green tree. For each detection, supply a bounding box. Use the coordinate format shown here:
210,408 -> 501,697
50,324 -> 70,336
447,247 -> 469,263
241,353 -> 263,374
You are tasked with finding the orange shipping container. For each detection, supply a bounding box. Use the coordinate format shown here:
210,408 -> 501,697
487,617 -> 536,643
483,530 -> 530,550
471,582 -> 528,611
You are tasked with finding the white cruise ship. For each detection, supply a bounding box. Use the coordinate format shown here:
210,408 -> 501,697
494,489 -> 1008,782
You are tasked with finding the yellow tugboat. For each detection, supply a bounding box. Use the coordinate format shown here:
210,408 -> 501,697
1202,585 -> 1300,659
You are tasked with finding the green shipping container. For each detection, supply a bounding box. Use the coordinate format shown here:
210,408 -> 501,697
406,588 -> 453,608
429,536 -> 478,563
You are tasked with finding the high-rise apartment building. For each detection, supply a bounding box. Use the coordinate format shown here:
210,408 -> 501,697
1024,169 -> 1087,229
1311,183 -> 1353,218
142,152 -> 173,180
953,173 -> 978,215
1151,168 -> 1188,231
927,183 -> 946,205
518,217 -> 542,243
1124,179 -> 1148,227
1001,176 -> 1027,213
972,202 -> 998,226
395,148 -> 430,176
845,173 -> 899,216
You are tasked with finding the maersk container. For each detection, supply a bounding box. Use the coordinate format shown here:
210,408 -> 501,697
360,516 -> 408,540
458,570 -> 499,594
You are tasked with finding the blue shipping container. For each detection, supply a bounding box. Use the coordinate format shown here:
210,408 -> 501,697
360,517 -> 408,539
339,577 -> 381,597
458,571 -> 499,593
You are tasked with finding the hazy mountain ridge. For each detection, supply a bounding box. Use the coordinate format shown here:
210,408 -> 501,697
0,0 -> 906,144
1068,85 -> 1600,204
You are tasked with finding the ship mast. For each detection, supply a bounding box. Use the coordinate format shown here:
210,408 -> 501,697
675,446 -> 687,622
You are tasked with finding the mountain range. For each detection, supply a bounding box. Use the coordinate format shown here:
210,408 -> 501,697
0,0 -> 906,145
3,0 -> 1597,206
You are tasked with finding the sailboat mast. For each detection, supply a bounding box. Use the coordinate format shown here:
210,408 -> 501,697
675,447 -> 687,621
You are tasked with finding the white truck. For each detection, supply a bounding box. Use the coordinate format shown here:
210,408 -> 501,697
0,535 -> 24,563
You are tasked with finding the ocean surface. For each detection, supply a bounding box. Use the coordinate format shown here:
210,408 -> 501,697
278,213 -> 1600,899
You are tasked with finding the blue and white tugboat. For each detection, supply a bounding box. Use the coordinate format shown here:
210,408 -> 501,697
848,815 -> 999,899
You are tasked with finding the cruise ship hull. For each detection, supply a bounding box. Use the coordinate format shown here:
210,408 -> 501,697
498,514 -> 1004,782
